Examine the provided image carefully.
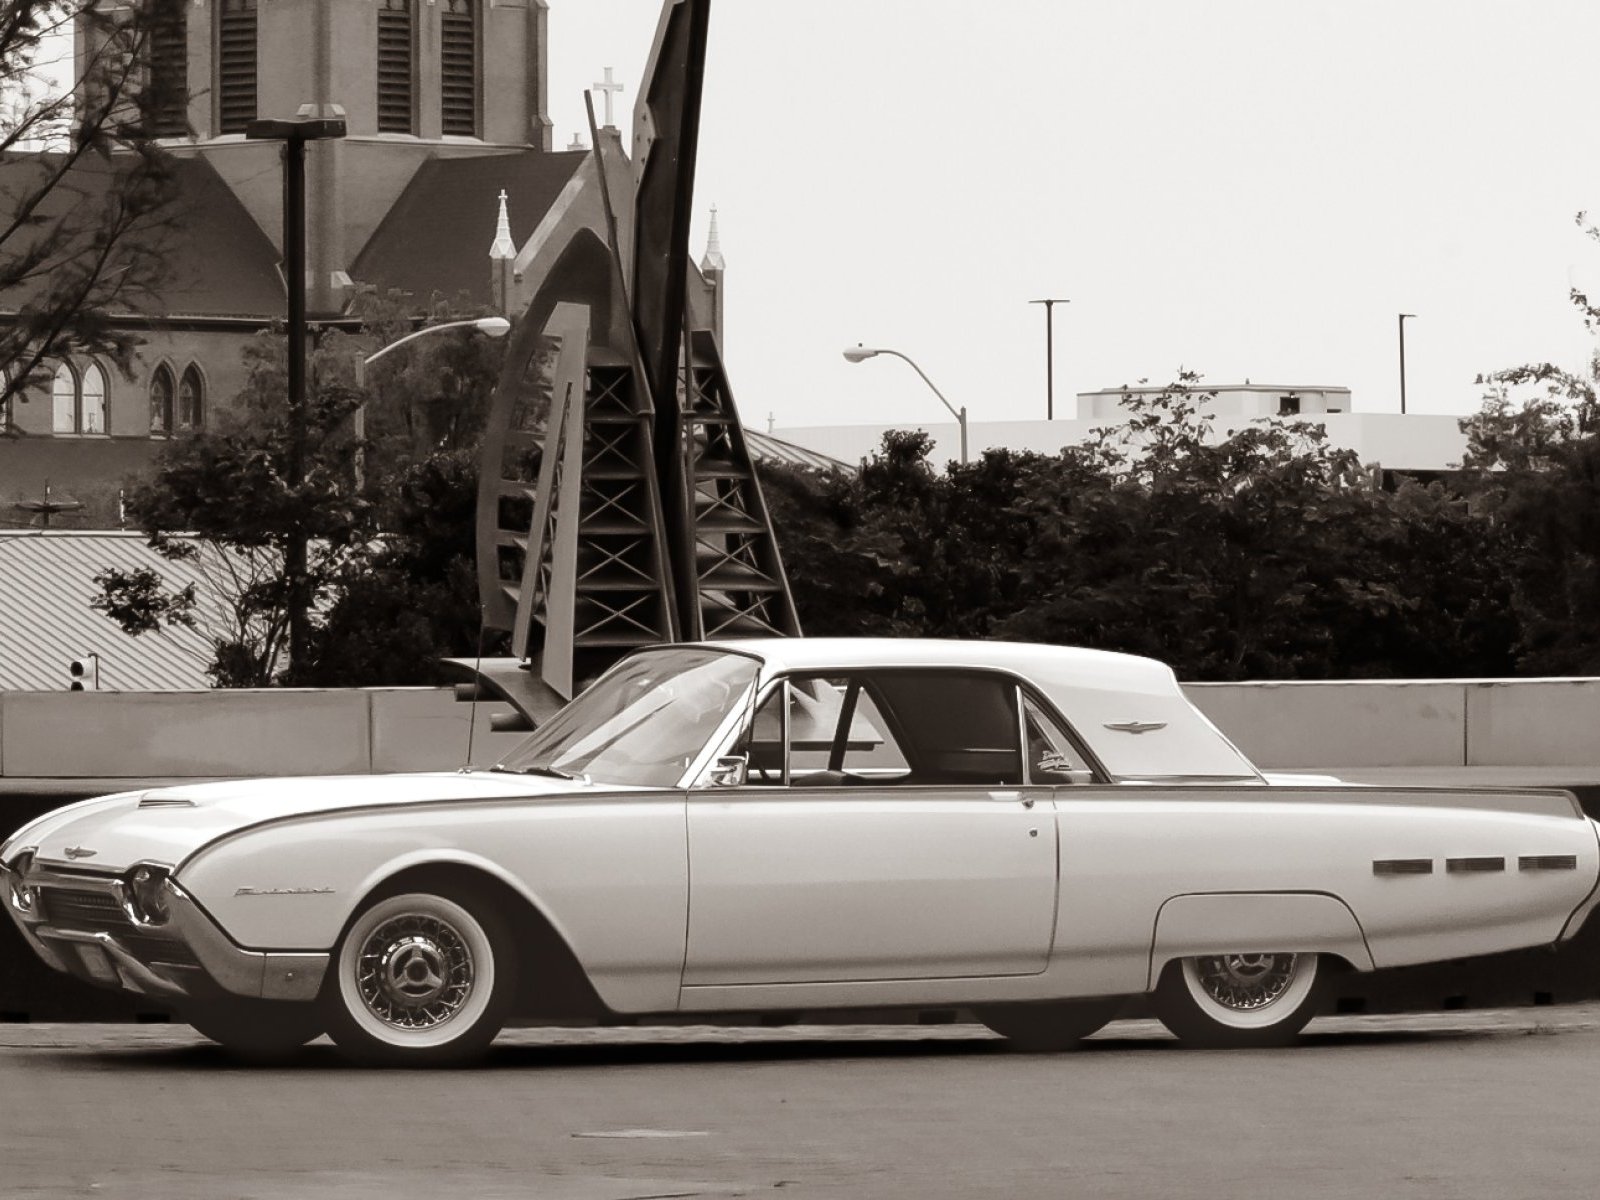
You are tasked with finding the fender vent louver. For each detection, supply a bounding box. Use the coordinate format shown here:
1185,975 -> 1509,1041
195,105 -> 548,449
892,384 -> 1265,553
1518,855 -> 1579,872
1446,856 -> 1506,874
1373,858 -> 1433,876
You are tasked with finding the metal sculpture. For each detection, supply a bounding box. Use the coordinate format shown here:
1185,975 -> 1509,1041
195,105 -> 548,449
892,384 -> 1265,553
468,0 -> 798,724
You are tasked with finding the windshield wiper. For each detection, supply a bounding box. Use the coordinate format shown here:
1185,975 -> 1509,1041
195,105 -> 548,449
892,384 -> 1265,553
491,764 -> 583,781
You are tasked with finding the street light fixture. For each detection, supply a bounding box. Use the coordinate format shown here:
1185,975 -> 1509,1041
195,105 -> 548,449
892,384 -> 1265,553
1397,313 -> 1416,415
352,317 -> 513,488
843,344 -> 968,464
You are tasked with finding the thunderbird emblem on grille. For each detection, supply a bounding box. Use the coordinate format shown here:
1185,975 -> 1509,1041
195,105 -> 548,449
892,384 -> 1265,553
62,846 -> 98,859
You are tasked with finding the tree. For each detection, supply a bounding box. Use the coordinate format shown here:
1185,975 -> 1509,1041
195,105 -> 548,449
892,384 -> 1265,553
1,0 -> 188,426
298,449 -> 496,687
95,327 -> 371,685
1456,220 -> 1600,673
345,287 -> 508,473
770,375 -> 1515,680
95,304 -> 510,687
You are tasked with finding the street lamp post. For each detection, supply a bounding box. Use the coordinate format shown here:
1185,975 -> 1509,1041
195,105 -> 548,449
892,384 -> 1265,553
1398,312 -> 1416,415
245,107 -> 347,676
843,345 -> 968,464
351,317 -> 512,488
1029,298 -> 1069,419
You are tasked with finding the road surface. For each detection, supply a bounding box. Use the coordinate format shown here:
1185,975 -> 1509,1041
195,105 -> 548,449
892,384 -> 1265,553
3,1006 -> 1597,1199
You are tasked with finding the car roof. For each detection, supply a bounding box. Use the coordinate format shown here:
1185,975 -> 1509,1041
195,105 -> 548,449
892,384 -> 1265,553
696,637 -> 1178,695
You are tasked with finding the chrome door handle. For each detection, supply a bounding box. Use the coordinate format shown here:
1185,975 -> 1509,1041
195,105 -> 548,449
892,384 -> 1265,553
989,791 -> 1033,808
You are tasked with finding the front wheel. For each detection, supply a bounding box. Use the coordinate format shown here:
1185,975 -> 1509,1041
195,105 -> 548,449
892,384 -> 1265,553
321,888 -> 516,1067
1153,952 -> 1324,1049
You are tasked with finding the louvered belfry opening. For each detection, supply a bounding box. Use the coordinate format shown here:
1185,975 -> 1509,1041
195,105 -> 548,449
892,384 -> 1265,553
440,0 -> 478,136
146,1 -> 187,137
216,0 -> 257,135
377,0 -> 414,133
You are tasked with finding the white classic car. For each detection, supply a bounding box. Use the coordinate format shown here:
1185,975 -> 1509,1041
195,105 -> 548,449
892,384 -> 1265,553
4,639 -> 1599,1065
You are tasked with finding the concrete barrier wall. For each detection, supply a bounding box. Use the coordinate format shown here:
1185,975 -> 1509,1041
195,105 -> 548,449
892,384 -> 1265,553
0,688 -> 527,779
0,677 -> 1596,780
1184,678 -> 1600,770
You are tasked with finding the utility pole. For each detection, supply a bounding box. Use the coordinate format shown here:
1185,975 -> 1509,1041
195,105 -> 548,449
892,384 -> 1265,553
1030,298 -> 1069,419
246,108 -> 347,676
1398,313 -> 1416,415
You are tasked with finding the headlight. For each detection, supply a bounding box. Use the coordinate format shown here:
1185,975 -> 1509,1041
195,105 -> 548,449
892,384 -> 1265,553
4,851 -> 38,915
122,864 -> 172,927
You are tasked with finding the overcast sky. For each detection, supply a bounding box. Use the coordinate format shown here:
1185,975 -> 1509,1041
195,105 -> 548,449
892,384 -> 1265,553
547,1 -> 1600,433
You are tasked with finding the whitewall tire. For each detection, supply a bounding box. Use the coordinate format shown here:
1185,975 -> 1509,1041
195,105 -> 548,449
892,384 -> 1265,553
323,889 -> 516,1067
1154,952 -> 1324,1048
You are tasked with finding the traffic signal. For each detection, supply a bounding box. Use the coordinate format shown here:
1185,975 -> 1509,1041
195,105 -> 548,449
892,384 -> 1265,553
67,660 -> 87,691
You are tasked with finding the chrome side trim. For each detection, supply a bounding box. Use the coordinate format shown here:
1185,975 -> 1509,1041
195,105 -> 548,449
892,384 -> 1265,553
1446,856 -> 1506,874
1519,855 -> 1579,871
1373,858 -> 1433,876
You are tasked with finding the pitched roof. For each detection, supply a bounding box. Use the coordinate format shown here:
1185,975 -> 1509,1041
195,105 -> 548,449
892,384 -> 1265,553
0,531 -> 239,690
744,429 -> 852,473
0,152 -> 284,319
351,149 -> 588,306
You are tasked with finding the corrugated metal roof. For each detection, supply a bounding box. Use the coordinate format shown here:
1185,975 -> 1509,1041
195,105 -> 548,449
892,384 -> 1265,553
0,532 -> 243,691
744,429 -> 851,473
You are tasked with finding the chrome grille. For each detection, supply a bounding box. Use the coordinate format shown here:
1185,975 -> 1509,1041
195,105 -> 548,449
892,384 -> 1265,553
39,887 -> 199,968
41,888 -> 122,928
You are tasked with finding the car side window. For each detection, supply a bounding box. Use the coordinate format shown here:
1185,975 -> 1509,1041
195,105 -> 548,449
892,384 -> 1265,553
1022,693 -> 1095,784
737,677 -> 910,786
738,671 -> 1030,788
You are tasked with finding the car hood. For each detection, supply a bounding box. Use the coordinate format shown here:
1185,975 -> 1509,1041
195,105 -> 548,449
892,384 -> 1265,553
14,772 -> 624,875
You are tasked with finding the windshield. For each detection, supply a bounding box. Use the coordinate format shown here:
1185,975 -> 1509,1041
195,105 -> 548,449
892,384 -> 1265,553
496,648 -> 761,787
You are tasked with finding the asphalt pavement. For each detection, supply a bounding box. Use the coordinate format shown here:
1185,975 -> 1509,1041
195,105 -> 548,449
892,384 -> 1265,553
4,1006 -> 1599,1199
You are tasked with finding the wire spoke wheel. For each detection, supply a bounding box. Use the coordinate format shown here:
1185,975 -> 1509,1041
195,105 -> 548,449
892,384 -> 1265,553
356,914 -> 476,1031
1155,951 -> 1324,1048
1188,953 -> 1300,1014
325,888 -> 515,1066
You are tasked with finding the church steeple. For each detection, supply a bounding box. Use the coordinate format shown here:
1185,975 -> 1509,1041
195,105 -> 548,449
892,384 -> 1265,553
490,188 -> 517,315
700,204 -> 725,273
490,189 -> 517,260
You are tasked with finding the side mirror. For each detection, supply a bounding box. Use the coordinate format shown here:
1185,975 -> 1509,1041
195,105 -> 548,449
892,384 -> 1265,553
708,754 -> 749,787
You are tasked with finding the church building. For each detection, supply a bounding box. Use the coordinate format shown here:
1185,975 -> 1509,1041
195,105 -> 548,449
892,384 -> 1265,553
1,1 -> 723,526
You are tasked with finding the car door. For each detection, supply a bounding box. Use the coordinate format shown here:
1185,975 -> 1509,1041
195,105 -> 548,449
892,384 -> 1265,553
682,670 -> 1059,987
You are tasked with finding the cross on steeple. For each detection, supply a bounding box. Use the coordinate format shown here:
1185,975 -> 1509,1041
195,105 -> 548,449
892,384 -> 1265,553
593,67 -> 624,128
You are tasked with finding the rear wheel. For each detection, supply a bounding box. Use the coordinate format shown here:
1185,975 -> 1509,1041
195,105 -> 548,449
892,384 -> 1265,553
1154,952 -> 1323,1048
977,996 -> 1126,1052
321,888 -> 516,1067
184,998 -> 323,1062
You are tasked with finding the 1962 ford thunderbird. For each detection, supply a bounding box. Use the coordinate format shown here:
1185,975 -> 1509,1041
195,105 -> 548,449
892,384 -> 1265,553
4,639 -> 1599,1065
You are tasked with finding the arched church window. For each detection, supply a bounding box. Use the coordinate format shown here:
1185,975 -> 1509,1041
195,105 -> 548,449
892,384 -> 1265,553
147,0 -> 188,137
217,0 -> 258,135
51,360 -> 109,434
81,361 -> 108,434
150,364 -> 176,435
377,0 -> 415,134
51,362 -> 77,433
178,365 -> 204,430
439,0 -> 478,137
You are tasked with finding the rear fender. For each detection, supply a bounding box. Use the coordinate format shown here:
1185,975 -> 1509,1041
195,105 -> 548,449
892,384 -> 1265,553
1148,891 -> 1373,989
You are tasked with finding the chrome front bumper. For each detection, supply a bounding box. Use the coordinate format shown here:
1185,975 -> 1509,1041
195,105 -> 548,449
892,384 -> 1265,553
2,859 -> 327,1003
